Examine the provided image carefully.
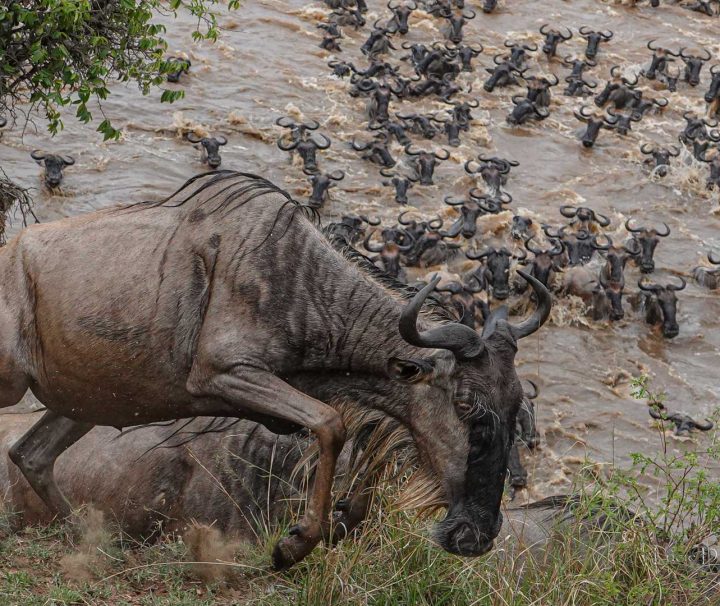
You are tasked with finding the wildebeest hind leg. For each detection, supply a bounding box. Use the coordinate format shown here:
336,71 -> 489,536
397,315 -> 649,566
8,410 -> 93,518
186,367 -> 346,569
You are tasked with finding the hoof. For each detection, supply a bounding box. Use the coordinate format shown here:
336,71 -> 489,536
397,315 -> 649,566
272,531 -> 317,570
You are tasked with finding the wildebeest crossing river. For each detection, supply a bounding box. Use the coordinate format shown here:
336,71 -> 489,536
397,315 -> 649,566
0,0 -> 719,552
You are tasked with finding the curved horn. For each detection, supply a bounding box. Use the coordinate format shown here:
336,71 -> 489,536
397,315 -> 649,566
595,212 -> 611,227
351,137 -> 371,151
404,144 -> 423,156
561,27 -> 573,41
559,205 -> 578,218
30,150 -> 47,161
708,251 -> 720,265
625,218 -> 644,234
466,247 -> 493,260
363,231 -> 384,253
667,145 -> 680,157
329,170 -> 345,181
602,30 -> 614,40
510,271 -> 552,340
638,279 -> 661,292
398,276 -> 485,359
215,136 -> 227,145
523,379 -> 538,399
539,24 -> 550,35
655,222 -> 670,237
578,26 -> 593,37
591,234 -> 612,250
434,148 -> 450,160
640,143 -> 656,155
667,277 -> 686,291
62,155 -> 75,166
312,133 -> 332,149
647,39 -> 659,52
397,210 -> 414,225
277,137 -> 299,151
525,237 -> 544,255
275,116 -> 297,128
185,132 -> 203,144
462,9 -> 476,19
444,195 -> 467,206
428,217 -> 444,230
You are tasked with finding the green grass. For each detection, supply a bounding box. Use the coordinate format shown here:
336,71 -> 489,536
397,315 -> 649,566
0,377 -> 718,605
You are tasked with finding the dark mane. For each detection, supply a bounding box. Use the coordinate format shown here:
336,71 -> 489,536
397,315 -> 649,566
124,168 -> 319,225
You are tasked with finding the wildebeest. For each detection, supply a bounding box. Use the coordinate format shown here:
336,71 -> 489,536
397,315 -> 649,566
380,168 -> 417,204
563,55 -> 596,80
507,380 -> 539,496
278,131 -> 331,173
507,96 -> 550,125
165,56 -> 191,83
564,75 -> 597,98
306,169 -> 345,208
523,237 -> 564,288
680,48 -> 711,87
440,8 -> 476,44
464,156 -> 518,196
625,219 -> 670,273
698,148 -> 720,190
560,205 -> 611,230
693,251 -> 720,289
30,150 -> 75,189
643,40 -> 681,80
404,145 -> 450,185
539,24 -> 572,58
544,226 -> 596,266
352,133 -> 396,167
466,246 -> 521,300
363,227 -> 415,280
573,106 -> 615,148
524,73 -> 560,107
387,0 -> 416,35
0,171 -> 551,569
593,236 -> 639,321
679,111 -> 718,145
443,196 -> 486,239
326,214 -> 380,245
640,143 -> 680,177
484,57 -> 526,92
605,107 -> 641,136
649,407 -> 714,437
705,65 -> 720,108
502,40 -> 538,69
185,133 -> 228,169
638,277 -> 686,338
578,27 -> 613,60
435,277 -> 485,328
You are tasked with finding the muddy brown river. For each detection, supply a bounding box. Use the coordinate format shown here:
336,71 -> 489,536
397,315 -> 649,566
1,0 -> 719,501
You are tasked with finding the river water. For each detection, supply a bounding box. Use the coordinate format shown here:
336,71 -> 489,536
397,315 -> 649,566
1,0 -> 719,501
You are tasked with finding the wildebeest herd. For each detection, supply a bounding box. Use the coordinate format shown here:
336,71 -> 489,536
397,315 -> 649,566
1,0 -> 718,575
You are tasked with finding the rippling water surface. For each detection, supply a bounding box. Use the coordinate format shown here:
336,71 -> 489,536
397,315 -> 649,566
2,0 -> 719,499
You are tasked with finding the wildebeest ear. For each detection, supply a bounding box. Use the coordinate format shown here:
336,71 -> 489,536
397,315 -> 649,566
387,357 -> 432,382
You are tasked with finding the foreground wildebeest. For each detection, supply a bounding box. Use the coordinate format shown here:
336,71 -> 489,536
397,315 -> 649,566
625,219 -> 670,273
693,251 -> 720,289
0,171 -> 551,569
30,150 -> 75,189
638,277 -> 686,339
185,133 -> 227,169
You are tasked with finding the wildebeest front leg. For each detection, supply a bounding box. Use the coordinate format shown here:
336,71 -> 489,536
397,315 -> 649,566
188,368 -> 346,569
8,410 -> 93,518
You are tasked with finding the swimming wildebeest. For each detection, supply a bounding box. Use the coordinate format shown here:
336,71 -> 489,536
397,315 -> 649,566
0,171 -> 551,569
185,134 -> 228,169
638,277 -> 686,339
30,150 -> 75,189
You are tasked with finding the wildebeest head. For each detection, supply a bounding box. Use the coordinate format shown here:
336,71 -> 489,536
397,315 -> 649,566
361,20 -> 396,58
436,277 -> 484,328
306,169 -> 345,208
503,40 -> 537,69
507,95 -> 550,125
352,134 -> 396,168
544,226 -> 595,266
564,75 -> 597,97
573,105 -> 615,148
649,407 -> 714,437
680,48 -> 711,87
593,235 -> 638,283
405,145 -> 450,185
396,111 -> 440,139
511,215 -> 534,241
443,196 -> 486,239
705,64 -> 720,104
466,246 -> 522,300
165,56 -> 191,83
387,0 -> 416,34
605,107 -> 641,136
698,148 -> 720,190
484,57 -> 526,92
30,150 -> 75,188
595,272 -> 625,321
644,40 -> 680,80
539,24 -> 572,58
275,116 -> 320,143
433,114 -> 463,147
363,227 -> 415,278
524,237 -> 564,287
441,9 -> 476,44
559,205 -> 611,230
524,74 -> 559,108
517,380 -> 539,448
563,55 -> 597,79
578,27 -> 613,60
186,133 -> 228,169
465,156 -> 518,196
326,214 -> 380,244
639,277 -> 686,338
398,272 -> 551,556
679,111 -> 718,144
450,43 -> 484,72
381,168 -> 417,204
482,0 -> 498,13
625,219 -> 670,273
640,143 -> 680,177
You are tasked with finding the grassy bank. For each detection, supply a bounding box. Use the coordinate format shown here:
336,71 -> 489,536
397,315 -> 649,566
1,380 -> 718,606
